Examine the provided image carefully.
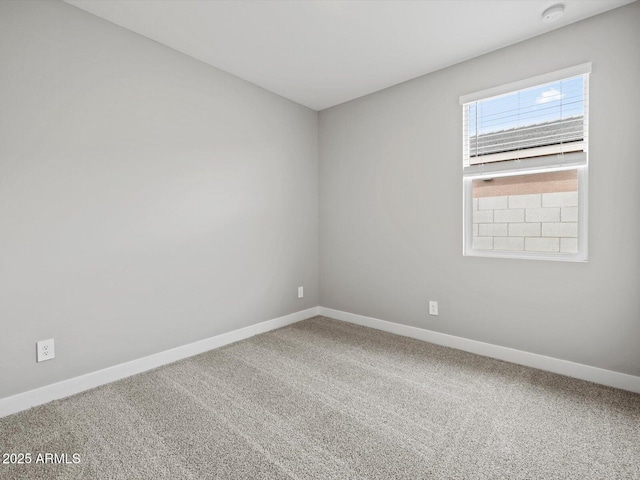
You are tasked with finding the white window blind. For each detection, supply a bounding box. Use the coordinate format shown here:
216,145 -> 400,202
461,64 -> 590,173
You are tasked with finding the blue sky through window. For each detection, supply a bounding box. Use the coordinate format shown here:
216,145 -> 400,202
469,76 -> 584,136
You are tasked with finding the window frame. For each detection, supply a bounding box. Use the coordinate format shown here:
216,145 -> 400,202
460,64 -> 591,262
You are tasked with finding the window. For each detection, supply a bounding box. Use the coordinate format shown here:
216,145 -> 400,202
460,64 -> 590,261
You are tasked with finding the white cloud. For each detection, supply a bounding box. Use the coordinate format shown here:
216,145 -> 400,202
536,88 -> 564,104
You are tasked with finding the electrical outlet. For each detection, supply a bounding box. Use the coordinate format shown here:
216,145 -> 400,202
298,286 -> 304,299
429,301 -> 439,316
37,339 -> 55,362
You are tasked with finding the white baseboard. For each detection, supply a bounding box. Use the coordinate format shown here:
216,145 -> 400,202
0,307 -> 320,419
3,304 -> 637,419
318,307 -> 640,394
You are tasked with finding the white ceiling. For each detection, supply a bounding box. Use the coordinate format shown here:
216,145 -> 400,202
64,0 -> 635,111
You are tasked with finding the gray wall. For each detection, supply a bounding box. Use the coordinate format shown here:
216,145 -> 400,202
319,3 -> 640,376
0,1 -> 318,398
2,0 -> 638,402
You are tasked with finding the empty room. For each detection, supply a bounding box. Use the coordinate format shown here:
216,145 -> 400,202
1,0 -> 639,478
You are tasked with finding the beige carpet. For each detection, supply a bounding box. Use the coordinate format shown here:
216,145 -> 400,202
1,316 -> 639,479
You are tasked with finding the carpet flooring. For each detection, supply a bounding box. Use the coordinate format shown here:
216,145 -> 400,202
1,316 -> 639,479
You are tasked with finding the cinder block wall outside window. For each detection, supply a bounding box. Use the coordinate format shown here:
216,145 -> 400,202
472,170 -> 579,253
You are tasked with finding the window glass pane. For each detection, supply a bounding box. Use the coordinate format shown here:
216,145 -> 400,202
469,76 -> 584,160
471,169 -> 579,254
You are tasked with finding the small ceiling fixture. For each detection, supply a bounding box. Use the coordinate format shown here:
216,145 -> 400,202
542,4 -> 565,23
